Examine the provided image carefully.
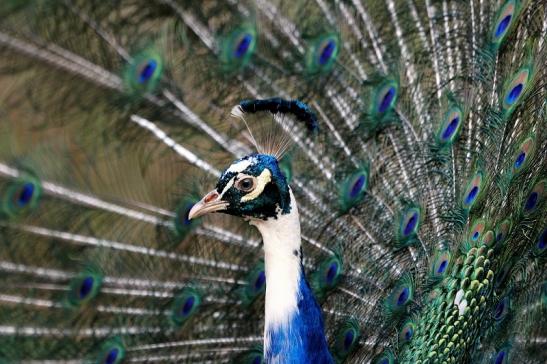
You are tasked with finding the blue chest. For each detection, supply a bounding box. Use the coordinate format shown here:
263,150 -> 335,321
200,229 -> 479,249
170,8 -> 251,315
265,273 -> 333,363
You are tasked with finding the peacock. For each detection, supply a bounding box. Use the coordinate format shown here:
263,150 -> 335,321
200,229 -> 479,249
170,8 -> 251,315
0,0 -> 545,362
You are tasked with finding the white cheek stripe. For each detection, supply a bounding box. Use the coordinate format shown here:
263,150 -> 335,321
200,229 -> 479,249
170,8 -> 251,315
219,178 -> 235,199
242,169 -> 271,202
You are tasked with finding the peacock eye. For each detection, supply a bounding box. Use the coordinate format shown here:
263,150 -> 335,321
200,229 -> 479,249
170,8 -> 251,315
236,177 -> 256,192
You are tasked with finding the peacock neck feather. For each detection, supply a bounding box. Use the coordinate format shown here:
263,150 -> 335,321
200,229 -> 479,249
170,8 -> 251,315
251,190 -> 333,364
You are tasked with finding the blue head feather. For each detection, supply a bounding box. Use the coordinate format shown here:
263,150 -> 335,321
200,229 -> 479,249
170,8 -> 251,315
215,154 -> 291,220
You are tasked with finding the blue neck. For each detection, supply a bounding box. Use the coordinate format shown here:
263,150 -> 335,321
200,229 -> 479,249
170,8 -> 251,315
265,267 -> 333,363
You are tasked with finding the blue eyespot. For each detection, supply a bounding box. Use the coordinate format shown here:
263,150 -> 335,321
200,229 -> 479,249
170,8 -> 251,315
333,321 -> 360,359
378,87 -> 396,113
495,350 -> 506,364
319,39 -> 337,65
505,83 -> 523,105
305,34 -> 339,74
17,183 -> 34,207
403,212 -> 418,236
251,356 -> 262,364
493,298 -> 509,321
472,231 -> 479,240
326,262 -> 339,283
495,15 -> 512,38
350,175 -> 366,199
437,260 -> 448,274
138,60 -> 157,84
234,33 -> 253,58
514,152 -> 525,168
465,186 -> 479,205
523,180 -> 544,214
171,289 -> 201,326
462,172 -> 483,209
441,116 -> 459,140
405,327 -> 413,341
68,271 -> 103,306
525,192 -> 538,211
399,320 -> 415,344
180,296 -> 195,316
340,169 -> 368,212
398,207 -> 421,244
397,287 -> 410,306
539,229 -> 546,250
344,330 -> 354,350
79,276 -> 94,299
97,340 -> 125,364
254,271 -> 266,290
502,68 -> 531,113
104,348 -> 119,364
533,228 -> 547,257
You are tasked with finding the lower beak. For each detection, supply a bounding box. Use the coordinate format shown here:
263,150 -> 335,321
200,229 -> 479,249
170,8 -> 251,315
188,190 -> 228,220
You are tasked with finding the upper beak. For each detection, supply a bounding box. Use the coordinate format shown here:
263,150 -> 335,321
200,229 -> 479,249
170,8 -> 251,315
188,190 -> 228,220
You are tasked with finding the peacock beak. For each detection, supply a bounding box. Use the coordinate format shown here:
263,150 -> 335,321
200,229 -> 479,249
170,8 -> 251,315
188,190 -> 229,219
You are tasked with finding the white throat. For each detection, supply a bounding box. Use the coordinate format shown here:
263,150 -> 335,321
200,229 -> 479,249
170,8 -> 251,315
251,189 -> 302,337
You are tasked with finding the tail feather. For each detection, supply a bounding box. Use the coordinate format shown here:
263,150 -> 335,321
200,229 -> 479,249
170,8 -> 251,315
0,0 -> 545,362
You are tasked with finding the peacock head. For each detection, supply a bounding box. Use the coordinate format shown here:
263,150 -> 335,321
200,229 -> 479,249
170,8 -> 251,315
188,154 -> 291,221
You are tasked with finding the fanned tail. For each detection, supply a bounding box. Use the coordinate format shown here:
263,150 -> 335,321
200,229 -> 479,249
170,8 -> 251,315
0,0 -> 545,363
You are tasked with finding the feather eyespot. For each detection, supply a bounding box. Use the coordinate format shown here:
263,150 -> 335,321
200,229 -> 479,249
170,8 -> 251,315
399,320 -> 415,344
67,270 -> 103,306
494,220 -> 511,247
240,261 -> 266,305
17,183 -> 34,206
97,339 -> 125,364
462,171 -> 483,209
234,33 -> 254,59
79,276 -> 95,299
492,345 -> 511,364
124,50 -> 163,94
493,297 -> 510,321
317,37 -> 338,66
254,271 -> 266,291
2,175 -> 42,217
332,320 -> 360,361
523,179 -> 544,214
385,274 -> 414,315
171,289 -> 201,326
305,33 -> 340,74
532,228 -> 546,256
137,59 -> 157,84
220,25 -> 257,71
103,348 -> 120,364
502,67 -> 531,114
174,199 -> 200,237
430,250 -> 451,280
374,81 -> 398,115
437,106 -> 463,145
339,168 -> 368,212
468,219 -> 486,243
491,0 -> 517,44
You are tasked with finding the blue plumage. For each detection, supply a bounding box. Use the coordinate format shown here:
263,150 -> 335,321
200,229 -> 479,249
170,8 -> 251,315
265,268 -> 333,364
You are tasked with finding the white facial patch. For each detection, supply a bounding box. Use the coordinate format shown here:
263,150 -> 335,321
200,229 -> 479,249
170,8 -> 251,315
241,169 -> 271,202
218,177 -> 235,199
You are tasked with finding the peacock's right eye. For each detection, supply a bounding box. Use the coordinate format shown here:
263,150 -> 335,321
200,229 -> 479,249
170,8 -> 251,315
236,177 -> 256,192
